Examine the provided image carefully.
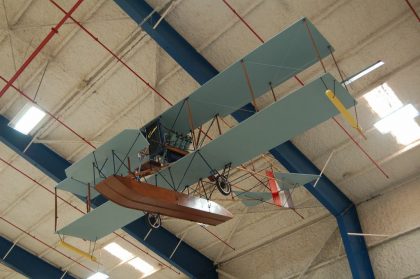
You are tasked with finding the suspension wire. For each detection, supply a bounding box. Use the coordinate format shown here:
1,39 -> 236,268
115,132 -> 142,174
303,18 -> 327,73
157,171 -> 177,191
199,115 -> 217,148
332,118 -> 389,178
168,167 -> 176,189
33,61 -> 49,101
176,151 -> 198,190
170,99 -> 186,131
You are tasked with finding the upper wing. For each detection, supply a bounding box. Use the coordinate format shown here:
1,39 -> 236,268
57,129 -> 148,198
147,73 -> 353,190
143,18 -> 332,135
57,201 -> 144,241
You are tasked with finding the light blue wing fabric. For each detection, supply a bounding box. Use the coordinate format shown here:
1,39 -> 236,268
58,201 -> 144,241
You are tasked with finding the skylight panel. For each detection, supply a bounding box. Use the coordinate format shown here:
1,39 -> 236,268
103,242 -> 133,262
128,257 -> 156,276
363,83 -> 402,117
364,83 -> 420,145
10,104 -> 46,135
87,272 -> 109,279
374,104 -> 420,145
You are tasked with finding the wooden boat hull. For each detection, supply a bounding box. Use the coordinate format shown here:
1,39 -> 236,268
95,175 -> 233,226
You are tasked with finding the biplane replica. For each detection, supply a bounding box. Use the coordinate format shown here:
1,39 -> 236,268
55,18 -> 357,243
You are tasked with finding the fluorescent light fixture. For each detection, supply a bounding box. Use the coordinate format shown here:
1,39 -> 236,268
363,83 -> 402,117
103,242 -> 133,261
343,61 -> 384,85
128,257 -> 156,275
9,104 -> 46,135
87,272 -> 109,279
374,104 -> 420,145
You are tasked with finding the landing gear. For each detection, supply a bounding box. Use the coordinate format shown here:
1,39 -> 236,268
215,175 -> 231,196
147,213 -> 161,229
213,163 -> 232,196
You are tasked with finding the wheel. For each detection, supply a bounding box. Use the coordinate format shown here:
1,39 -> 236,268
216,175 -> 231,196
147,213 -> 161,229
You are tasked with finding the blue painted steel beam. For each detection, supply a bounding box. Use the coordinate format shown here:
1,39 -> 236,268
0,115 -> 217,279
114,0 -> 218,84
0,236 -> 75,279
114,1 -> 374,277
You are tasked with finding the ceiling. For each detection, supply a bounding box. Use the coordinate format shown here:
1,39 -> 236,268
0,0 -> 419,278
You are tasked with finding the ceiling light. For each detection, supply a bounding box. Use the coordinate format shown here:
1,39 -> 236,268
374,104 -> 420,145
9,104 -> 46,135
343,61 -> 384,85
128,257 -> 156,275
103,242 -> 133,261
87,272 -> 109,279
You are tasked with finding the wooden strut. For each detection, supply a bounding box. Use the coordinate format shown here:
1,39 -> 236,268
195,124 -> 203,147
240,59 -> 259,111
215,115 -> 222,135
87,183 -> 91,213
269,82 -> 277,102
54,188 -> 58,232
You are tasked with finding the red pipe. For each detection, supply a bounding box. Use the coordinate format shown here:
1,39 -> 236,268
0,75 -> 96,149
405,0 -> 420,22
0,0 -> 85,98
221,0 -> 264,43
49,0 -> 173,106
0,216 -> 94,272
0,156 -> 180,274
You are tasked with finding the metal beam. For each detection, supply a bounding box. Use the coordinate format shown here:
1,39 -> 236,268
0,236 -> 75,279
114,1 -> 374,277
114,0 -> 218,84
0,115 -> 217,279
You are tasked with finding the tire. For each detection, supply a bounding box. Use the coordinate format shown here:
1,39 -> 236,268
147,213 -> 161,229
216,175 -> 231,196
